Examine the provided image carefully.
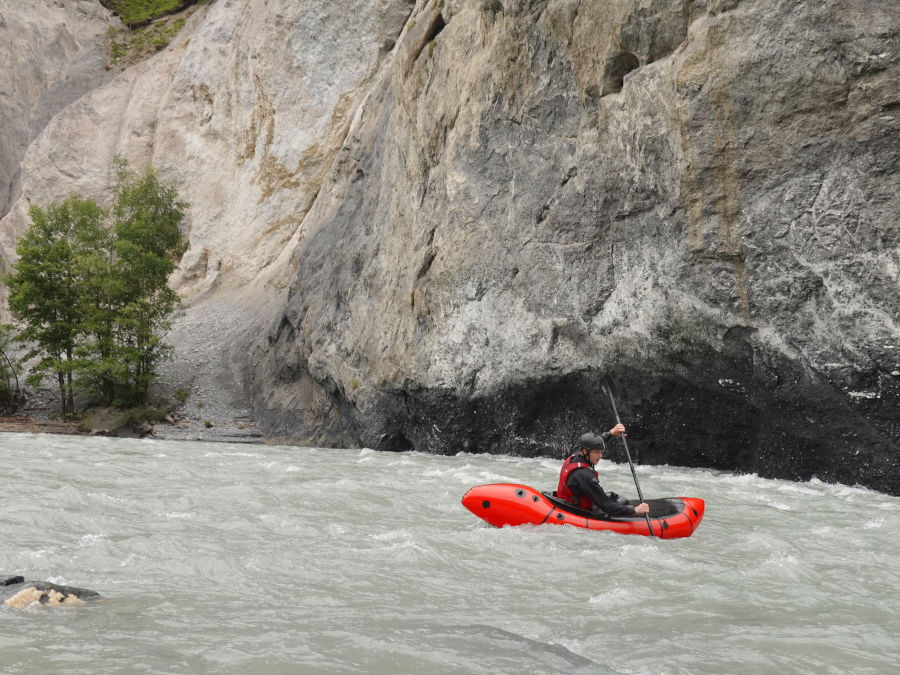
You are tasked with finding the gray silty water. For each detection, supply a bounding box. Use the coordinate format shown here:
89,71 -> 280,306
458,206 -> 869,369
1,433 -> 897,674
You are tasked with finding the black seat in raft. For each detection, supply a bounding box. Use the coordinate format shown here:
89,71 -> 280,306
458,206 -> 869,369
541,492 -> 686,521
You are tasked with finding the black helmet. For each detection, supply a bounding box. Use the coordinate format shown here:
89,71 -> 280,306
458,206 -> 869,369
579,432 -> 606,451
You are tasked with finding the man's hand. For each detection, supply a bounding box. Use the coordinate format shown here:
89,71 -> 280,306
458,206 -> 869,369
634,502 -> 650,515
609,423 -> 626,437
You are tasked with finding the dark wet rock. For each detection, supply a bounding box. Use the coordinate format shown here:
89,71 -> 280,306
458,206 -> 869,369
1,575 -> 101,608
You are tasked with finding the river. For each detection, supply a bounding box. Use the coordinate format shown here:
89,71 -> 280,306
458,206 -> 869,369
1,432 -> 897,674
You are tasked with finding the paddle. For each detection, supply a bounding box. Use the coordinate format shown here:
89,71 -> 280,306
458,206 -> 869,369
602,383 -> 655,538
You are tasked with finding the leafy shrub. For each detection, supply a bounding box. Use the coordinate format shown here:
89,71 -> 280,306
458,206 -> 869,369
105,5 -> 191,65
101,1 -> 195,28
119,405 -> 167,428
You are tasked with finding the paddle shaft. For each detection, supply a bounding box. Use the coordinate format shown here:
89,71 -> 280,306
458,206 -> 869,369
603,386 -> 655,537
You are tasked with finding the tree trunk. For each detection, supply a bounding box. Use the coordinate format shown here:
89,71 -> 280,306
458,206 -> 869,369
65,348 -> 75,417
56,370 -> 68,417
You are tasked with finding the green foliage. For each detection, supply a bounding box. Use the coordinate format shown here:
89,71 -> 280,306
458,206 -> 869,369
105,6 -> 190,65
113,159 -> 186,404
174,387 -> 190,403
82,158 -> 187,406
72,201 -> 121,404
0,323 -> 21,410
118,405 -> 167,428
203,420 -> 212,428
5,196 -> 105,416
107,26 -> 129,61
4,159 -> 187,416
101,1 -> 193,28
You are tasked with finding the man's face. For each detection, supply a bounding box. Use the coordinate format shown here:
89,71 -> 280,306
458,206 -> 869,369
587,448 -> 603,464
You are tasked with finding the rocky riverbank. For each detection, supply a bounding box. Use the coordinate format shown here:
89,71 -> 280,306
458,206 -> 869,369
0,398 -> 262,445
1,295 -> 265,444
0,417 -> 85,436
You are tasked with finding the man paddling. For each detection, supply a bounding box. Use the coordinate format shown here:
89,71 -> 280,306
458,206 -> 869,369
557,425 -> 650,517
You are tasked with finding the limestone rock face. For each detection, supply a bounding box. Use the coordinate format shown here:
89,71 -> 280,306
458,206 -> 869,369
255,0 -> 900,493
1,0 -> 898,493
0,0 -> 416,424
0,0 -> 415,299
0,0 -> 111,219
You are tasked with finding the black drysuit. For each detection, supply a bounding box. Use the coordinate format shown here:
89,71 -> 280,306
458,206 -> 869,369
563,455 -> 637,517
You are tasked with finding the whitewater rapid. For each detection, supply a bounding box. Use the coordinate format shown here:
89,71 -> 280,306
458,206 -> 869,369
1,433 -> 897,673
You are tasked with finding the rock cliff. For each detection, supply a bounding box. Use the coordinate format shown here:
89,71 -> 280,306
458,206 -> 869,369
1,0 -> 898,493
0,0 -> 112,222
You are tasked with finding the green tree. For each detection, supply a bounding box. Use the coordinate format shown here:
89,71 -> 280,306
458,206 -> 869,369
5,197 -> 105,416
73,213 -> 124,404
108,159 -> 187,405
5,162 -> 187,415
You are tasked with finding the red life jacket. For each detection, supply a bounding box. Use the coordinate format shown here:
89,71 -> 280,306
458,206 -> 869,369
557,453 -> 597,510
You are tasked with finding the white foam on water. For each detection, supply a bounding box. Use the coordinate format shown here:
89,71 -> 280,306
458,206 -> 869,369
77,534 -> 107,547
588,587 -> 632,606
1,432 -> 897,675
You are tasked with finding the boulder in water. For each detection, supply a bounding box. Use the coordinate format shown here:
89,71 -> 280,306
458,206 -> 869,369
1,574 -> 101,608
